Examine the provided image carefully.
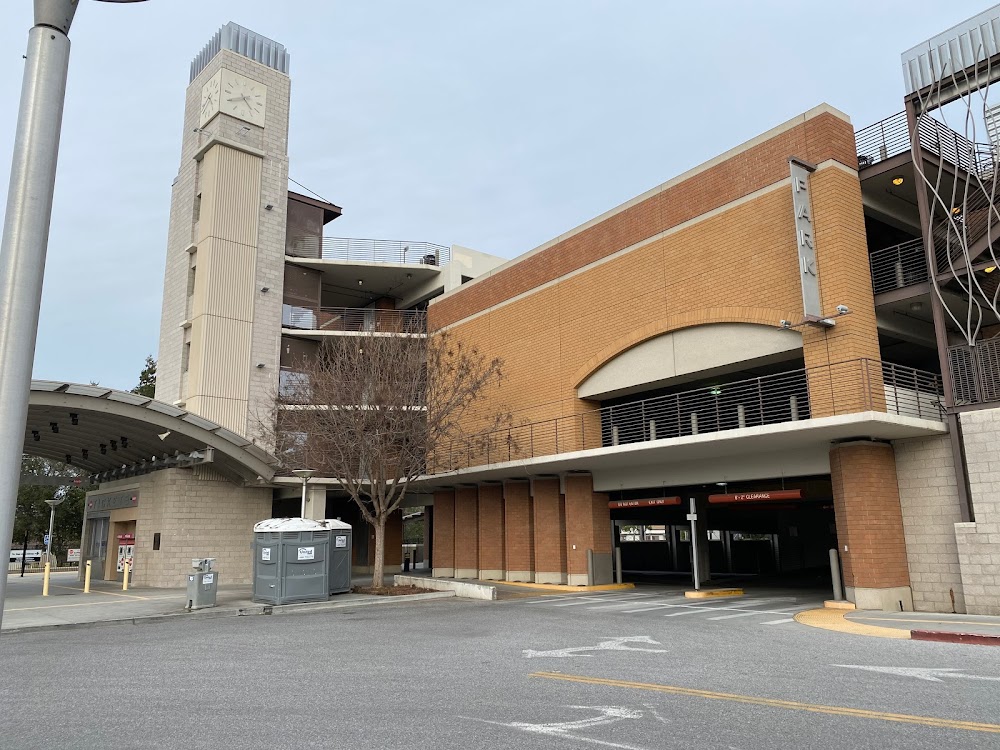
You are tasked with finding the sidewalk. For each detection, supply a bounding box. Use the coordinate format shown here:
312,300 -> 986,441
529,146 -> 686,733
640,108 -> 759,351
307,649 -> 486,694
846,609 -> 1000,645
2,571 -> 450,634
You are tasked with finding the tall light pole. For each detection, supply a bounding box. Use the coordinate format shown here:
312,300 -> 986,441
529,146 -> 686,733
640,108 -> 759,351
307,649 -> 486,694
292,469 -> 316,518
0,0 -> 148,629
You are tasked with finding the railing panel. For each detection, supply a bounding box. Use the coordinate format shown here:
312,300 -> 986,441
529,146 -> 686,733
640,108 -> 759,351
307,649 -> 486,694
282,305 -> 427,334
285,236 -> 451,266
869,238 -> 928,295
436,359 -> 943,474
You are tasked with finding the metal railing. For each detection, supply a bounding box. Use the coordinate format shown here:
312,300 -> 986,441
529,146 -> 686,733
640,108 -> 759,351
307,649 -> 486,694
431,359 -> 943,472
869,238 -> 928,295
855,111 -> 985,175
282,305 -> 427,334
285,236 -> 451,266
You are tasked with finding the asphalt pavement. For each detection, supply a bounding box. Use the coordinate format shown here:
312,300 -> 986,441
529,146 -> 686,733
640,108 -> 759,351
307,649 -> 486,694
2,585 -> 1000,748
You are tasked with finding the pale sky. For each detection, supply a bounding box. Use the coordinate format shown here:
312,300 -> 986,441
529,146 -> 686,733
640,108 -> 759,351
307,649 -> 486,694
0,0 -> 992,390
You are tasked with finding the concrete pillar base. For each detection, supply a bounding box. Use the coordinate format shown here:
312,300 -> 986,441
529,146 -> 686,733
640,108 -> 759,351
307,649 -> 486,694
455,568 -> 479,579
567,573 -> 589,586
432,567 -> 455,578
536,572 -> 567,584
478,569 -> 505,580
847,585 -> 914,612
506,570 -> 534,583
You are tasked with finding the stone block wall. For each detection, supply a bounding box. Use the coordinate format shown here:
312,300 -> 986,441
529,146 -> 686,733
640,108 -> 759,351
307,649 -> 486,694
956,407 -> 1000,615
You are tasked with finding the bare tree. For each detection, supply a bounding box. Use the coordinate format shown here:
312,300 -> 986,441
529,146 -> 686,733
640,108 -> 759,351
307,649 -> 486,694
270,328 -> 507,588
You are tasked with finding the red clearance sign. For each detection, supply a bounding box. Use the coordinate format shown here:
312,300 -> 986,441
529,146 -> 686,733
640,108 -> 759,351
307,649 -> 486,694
608,497 -> 682,509
708,490 -> 803,503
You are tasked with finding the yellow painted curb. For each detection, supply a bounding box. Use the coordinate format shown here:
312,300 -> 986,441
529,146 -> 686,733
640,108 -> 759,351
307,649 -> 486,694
794,608 -> 910,639
685,588 -> 743,599
496,581 -> 635,592
824,600 -> 857,610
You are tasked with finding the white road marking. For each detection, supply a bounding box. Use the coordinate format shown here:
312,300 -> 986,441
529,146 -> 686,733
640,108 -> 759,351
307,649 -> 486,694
523,635 -> 668,659
760,618 -> 796,625
834,665 -> 1000,682
707,611 -> 770,621
469,704 -> 666,750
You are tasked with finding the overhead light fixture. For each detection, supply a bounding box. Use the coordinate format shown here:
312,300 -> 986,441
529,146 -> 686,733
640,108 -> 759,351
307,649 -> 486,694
120,436 -> 128,448
709,387 -> 722,396
82,449 -> 89,460
891,175 -> 904,186
110,440 -> 118,451
910,300 -> 924,312
65,455 -> 73,465
32,431 -> 39,442
70,413 -> 79,425
100,444 -> 107,454
357,279 -> 363,285
952,207 -> 962,215
50,422 -> 59,434
256,363 -> 266,369
265,204 -> 274,211
986,266 -> 997,273
158,431 -> 171,441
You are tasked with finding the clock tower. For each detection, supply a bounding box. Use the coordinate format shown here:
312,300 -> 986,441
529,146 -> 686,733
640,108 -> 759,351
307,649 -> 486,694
155,23 -> 291,443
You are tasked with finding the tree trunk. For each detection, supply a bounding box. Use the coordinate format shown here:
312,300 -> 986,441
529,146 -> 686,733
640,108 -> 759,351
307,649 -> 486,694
372,514 -> 387,589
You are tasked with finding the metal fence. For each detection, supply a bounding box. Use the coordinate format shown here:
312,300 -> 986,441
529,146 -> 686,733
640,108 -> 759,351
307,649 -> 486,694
282,305 -> 427,334
869,238 -> 928,295
431,359 -> 943,472
949,339 -> 1000,405
855,111 -> 986,175
285,236 -> 451,266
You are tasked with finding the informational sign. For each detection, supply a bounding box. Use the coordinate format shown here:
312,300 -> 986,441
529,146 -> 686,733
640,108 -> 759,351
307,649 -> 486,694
261,548 -> 271,561
43,534 -> 50,546
67,548 -> 81,563
297,546 -> 315,561
203,573 -> 215,585
790,158 -> 820,317
87,492 -> 139,512
708,489 -> 803,504
335,536 -> 347,548
608,497 -> 681,510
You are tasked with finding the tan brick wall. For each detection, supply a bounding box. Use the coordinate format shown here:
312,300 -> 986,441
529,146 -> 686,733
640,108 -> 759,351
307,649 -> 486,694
477,484 -> 505,579
431,490 -> 455,575
830,442 -> 910,591
956,407 -> 1000,615
503,481 -> 534,581
88,470 -> 272,589
533,478 -> 566,582
894,435 -> 966,613
564,475 -> 611,578
454,486 -> 479,577
431,110 -> 880,439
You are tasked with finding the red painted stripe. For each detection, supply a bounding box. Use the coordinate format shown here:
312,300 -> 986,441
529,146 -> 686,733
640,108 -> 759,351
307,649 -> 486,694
910,630 -> 1000,646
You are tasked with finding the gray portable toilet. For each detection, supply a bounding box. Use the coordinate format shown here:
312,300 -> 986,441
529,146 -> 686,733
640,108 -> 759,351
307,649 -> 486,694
252,518 -> 352,605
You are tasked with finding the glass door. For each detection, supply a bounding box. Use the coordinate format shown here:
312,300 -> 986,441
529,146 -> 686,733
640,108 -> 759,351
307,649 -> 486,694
85,517 -> 109,580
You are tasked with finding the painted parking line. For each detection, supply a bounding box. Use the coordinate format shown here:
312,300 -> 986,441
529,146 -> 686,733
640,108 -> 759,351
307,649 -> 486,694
663,606 -> 734,617
707,611 -> 774,621
760,618 -> 796,625
551,595 -> 654,607
529,672 -> 1000,734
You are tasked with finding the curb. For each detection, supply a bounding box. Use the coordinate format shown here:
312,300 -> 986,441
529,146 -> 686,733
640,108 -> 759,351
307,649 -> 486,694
394,575 -> 496,600
794,608 -> 911,639
685,588 -> 743,599
911,629 -> 1000,646
1,590 -> 456,636
491,581 -> 635,593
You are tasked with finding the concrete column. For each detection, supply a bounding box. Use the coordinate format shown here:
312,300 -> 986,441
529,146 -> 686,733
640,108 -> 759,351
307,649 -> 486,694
303,485 -> 326,521
384,509 -> 403,572
532,478 -> 567,584
831,441 -> 913,610
454,486 -> 479,579
504,480 -> 534,582
431,490 -> 455,578
477,484 -> 505,580
564,474 -> 611,586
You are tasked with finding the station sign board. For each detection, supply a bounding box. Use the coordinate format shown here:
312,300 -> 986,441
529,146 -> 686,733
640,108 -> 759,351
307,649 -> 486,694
708,489 -> 803,504
608,497 -> 682,510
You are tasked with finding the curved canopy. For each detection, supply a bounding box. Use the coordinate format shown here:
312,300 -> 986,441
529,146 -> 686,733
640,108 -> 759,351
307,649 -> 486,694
25,381 -> 277,484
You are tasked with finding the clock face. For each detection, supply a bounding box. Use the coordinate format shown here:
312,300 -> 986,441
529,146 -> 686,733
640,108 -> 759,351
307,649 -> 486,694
220,71 -> 267,126
199,74 -> 221,127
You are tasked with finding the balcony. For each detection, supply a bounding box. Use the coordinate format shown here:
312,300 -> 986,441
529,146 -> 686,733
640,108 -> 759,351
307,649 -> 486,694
282,305 -> 427,335
855,111 -> 988,175
286,236 -> 451,266
431,359 -> 943,472
869,238 -> 928,295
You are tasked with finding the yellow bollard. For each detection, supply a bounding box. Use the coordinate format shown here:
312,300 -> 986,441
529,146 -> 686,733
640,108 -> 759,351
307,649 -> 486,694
42,562 -> 51,597
122,561 -> 130,591
84,560 -> 92,593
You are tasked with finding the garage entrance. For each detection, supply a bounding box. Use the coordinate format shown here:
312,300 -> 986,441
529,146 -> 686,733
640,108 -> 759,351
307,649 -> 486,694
611,476 -> 836,590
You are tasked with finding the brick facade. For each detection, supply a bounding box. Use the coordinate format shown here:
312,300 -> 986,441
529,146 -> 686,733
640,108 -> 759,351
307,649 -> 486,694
431,490 -> 455,577
830,442 -> 912,609
454,486 -> 479,578
477,484 -> 505,580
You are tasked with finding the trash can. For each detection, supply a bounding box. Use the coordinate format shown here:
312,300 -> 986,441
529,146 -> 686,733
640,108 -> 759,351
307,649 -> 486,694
186,558 -> 218,610
252,518 -> 353,604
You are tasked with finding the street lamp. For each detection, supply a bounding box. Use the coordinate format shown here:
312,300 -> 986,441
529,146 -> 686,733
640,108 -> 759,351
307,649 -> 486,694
292,469 -> 316,518
44,494 -> 65,561
0,0 -> 148,627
